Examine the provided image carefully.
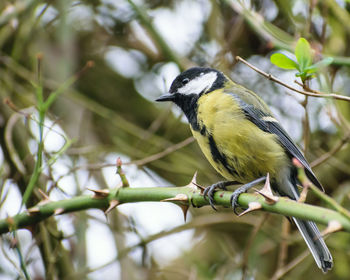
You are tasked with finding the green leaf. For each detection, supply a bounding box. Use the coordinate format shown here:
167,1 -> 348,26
304,57 -> 334,74
295,38 -> 313,71
270,53 -> 298,70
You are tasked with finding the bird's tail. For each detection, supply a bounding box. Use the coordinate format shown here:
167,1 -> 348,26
276,176 -> 333,272
292,217 -> 333,272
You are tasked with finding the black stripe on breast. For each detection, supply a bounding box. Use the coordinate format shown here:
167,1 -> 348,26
208,135 -> 238,177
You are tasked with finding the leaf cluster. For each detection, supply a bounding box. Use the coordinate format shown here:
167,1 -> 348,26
271,38 -> 333,82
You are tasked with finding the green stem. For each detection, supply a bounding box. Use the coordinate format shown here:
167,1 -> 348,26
21,87 -> 45,208
2,185 -> 350,234
21,56 -> 84,208
13,231 -> 31,280
310,184 -> 350,220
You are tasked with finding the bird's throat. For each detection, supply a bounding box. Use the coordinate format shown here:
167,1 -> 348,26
175,94 -> 201,132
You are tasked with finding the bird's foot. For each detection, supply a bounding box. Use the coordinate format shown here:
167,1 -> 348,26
203,181 -> 238,210
230,176 -> 267,215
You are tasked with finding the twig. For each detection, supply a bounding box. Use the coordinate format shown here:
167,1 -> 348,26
125,137 -> 195,166
311,131 -> 350,167
227,1 -> 350,66
12,231 -> 31,280
301,96 -> 310,155
2,55 -> 176,148
296,165 -> 350,220
235,56 -> 350,102
116,158 -> 129,187
0,237 -> 26,279
118,213 -> 262,260
4,98 -> 70,142
309,184 -> 350,220
241,214 -> 268,279
275,219 -> 290,274
57,137 -> 195,177
4,108 -> 34,175
271,250 -> 309,280
305,0 -> 316,35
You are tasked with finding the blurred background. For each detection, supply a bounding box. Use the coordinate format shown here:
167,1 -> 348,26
1,0 -> 350,279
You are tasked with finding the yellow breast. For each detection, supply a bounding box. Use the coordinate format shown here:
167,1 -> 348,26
191,91 -> 288,183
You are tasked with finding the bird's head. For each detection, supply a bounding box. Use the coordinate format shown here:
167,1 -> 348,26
156,67 -> 227,104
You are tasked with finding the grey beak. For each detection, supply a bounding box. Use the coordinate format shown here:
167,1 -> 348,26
155,93 -> 175,102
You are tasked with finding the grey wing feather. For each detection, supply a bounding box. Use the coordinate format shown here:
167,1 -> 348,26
238,100 -> 324,191
268,121 -> 324,191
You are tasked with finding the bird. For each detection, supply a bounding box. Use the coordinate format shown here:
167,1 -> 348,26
155,67 -> 333,272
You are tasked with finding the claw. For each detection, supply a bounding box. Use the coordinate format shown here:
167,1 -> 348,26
203,186 -> 210,200
230,192 -> 242,215
203,181 -> 241,211
208,195 -> 217,211
208,187 -> 215,200
229,176 -> 266,215
203,185 -> 218,210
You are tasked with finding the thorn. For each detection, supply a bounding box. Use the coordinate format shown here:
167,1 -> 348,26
5,216 -> 15,226
5,216 -> 16,232
192,171 -> 198,182
76,60 -> 95,79
238,202 -> 262,217
37,189 -> 51,205
188,171 -> 202,192
9,237 -> 18,249
192,181 -> 205,191
105,200 -> 120,214
54,208 -> 65,215
161,194 -> 188,202
321,220 -> 342,236
188,171 -> 206,193
192,171 -> 197,184
4,98 -> 20,113
179,204 -> 189,222
88,188 -> 110,198
255,173 -> 279,204
27,207 -> 40,215
37,189 -> 50,200
38,199 -> 51,206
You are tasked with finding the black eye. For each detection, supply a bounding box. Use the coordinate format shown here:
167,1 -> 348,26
182,78 -> 189,85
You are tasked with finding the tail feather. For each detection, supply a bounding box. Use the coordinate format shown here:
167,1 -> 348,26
274,178 -> 333,272
292,218 -> 333,272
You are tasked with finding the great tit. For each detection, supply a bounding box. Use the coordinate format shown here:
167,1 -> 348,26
156,67 -> 333,272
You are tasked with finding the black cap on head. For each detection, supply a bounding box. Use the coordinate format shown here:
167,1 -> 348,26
169,67 -> 218,93
156,67 -> 226,103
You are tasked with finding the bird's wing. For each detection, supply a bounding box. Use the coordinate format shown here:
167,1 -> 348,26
237,99 -> 324,191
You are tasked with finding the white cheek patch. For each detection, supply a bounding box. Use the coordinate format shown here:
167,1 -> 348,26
177,72 -> 217,95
